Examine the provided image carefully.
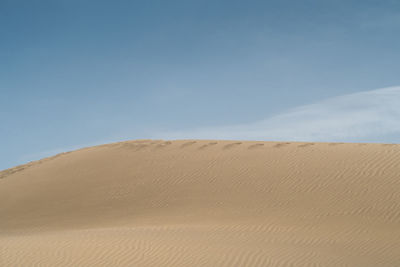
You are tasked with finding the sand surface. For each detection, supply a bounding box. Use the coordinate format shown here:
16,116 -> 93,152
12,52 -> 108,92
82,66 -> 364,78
1,140 -> 400,266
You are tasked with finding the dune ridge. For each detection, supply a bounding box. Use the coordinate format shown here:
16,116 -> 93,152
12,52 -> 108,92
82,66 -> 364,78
1,140 -> 400,266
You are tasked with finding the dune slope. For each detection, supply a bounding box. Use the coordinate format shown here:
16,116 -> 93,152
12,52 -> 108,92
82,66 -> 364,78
1,140 -> 400,266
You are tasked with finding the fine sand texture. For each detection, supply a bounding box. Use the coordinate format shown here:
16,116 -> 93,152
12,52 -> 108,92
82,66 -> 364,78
1,140 -> 400,266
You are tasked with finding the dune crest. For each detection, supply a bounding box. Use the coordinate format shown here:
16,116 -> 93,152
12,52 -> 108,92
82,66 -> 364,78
1,140 -> 400,266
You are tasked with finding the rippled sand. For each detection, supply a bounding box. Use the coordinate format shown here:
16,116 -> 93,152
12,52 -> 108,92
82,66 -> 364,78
1,140 -> 399,266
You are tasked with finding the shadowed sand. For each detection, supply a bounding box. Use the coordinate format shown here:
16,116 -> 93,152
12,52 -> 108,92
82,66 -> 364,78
1,140 -> 400,266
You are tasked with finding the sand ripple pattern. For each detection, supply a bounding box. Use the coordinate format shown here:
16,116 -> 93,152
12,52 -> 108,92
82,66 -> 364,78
1,140 -> 400,266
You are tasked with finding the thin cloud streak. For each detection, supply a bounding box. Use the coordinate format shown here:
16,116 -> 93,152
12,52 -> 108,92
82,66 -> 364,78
157,86 -> 400,142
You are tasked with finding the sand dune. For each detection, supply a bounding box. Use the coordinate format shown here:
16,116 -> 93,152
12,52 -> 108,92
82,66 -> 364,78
1,140 -> 400,266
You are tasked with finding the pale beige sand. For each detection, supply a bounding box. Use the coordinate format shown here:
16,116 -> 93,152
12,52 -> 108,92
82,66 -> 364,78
1,140 -> 400,266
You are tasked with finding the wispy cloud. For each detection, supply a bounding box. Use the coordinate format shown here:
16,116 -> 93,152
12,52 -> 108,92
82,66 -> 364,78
156,86 -> 400,143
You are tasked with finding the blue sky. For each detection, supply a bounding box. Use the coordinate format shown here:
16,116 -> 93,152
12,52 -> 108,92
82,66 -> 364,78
1,0 -> 400,170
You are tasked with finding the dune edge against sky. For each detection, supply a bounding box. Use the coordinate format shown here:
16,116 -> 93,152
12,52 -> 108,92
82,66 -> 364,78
1,139 -> 400,266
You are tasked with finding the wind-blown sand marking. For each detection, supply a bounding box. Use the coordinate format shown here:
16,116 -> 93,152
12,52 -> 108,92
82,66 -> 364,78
1,140 -> 400,266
